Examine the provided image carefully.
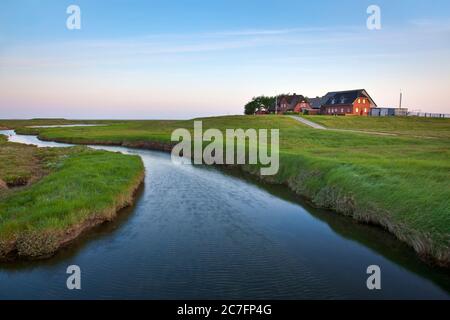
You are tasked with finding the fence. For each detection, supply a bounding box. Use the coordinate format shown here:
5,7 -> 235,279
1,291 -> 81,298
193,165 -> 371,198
407,112 -> 450,118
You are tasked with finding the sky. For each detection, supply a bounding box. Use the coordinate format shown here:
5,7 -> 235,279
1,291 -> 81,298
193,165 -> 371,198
0,0 -> 449,119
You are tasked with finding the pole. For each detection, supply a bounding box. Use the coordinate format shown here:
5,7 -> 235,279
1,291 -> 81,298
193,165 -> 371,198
399,91 -> 403,109
275,95 -> 278,114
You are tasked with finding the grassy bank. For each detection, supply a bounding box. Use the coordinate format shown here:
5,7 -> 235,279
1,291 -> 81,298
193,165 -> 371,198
12,116 -> 450,266
0,135 -> 144,260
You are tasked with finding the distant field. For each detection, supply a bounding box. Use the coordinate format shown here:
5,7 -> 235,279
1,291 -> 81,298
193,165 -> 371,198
303,116 -> 450,139
0,133 -> 144,260
6,115 -> 450,265
0,119 -> 125,129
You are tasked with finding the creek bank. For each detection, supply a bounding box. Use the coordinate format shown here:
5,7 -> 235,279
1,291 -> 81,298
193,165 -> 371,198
0,179 -> 7,190
0,135 -> 146,262
239,165 -> 449,268
35,135 -> 176,152
23,134 -> 450,268
0,172 -> 144,262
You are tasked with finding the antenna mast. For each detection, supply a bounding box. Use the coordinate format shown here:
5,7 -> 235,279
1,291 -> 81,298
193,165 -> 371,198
275,95 -> 278,114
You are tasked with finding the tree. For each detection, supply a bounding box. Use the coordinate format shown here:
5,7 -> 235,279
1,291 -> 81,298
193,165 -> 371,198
244,96 -> 276,115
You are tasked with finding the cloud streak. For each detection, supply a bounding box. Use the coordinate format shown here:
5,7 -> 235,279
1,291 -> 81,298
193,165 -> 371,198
0,25 -> 409,69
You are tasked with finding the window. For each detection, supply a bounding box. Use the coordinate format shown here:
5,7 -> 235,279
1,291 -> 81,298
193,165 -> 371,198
341,108 -> 344,113
356,108 -> 359,113
364,108 -> 367,113
363,99 -> 366,104
340,97 -> 345,104
358,99 -> 361,103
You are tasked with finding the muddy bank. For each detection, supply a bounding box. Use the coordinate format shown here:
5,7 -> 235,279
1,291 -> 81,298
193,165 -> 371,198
0,179 -> 7,190
0,171 -> 145,262
21,134 -> 450,267
35,135 -> 176,152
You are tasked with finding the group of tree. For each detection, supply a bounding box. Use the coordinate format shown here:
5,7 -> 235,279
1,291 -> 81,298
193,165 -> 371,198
244,95 -> 277,115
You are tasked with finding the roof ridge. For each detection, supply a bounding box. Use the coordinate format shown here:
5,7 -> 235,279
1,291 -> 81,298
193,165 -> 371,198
327,89 -> 365,94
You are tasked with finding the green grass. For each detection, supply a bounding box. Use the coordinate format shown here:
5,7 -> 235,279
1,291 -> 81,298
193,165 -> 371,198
8,115 -> 450,265
303,115 -> 450,139
0,135 -> 40,188
0,135 -> 144,259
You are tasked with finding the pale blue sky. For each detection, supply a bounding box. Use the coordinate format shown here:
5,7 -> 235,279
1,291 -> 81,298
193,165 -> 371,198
0,0 -> 449,118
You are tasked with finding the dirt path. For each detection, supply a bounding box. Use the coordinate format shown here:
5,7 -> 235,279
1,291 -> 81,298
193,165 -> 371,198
288,115 -> 327,130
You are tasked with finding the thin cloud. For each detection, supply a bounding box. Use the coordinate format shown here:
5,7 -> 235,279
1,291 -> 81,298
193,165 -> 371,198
409,18 -> 450,30
1,23 -> 449,70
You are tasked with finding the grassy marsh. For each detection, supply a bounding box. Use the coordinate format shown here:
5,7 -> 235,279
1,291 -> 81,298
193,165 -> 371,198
5,115 -> 450,266
0,134 -> 144,260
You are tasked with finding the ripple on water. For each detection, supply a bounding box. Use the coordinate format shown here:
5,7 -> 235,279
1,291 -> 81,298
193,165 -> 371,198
0,131 -> 449,299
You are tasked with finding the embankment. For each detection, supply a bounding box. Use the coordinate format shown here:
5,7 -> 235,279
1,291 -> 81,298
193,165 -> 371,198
0,146 -> 145,261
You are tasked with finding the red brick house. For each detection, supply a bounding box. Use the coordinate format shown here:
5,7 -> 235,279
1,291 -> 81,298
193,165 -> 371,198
269,95 -> 323,114
272,94 -> 305,113
308,97 -> 324,115
293,100 -> 311,113
320,89 -> 377,116
265,89 -> 377,116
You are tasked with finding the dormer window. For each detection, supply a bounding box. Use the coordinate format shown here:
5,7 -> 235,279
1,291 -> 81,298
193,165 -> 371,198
340,97 -> 345,104
331,98 -> 336,104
